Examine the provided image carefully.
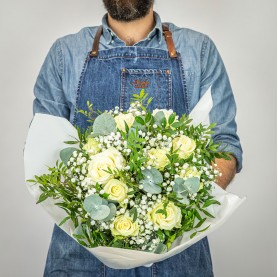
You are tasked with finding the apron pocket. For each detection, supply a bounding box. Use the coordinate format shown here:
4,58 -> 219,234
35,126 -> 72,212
120,68 -> 173,111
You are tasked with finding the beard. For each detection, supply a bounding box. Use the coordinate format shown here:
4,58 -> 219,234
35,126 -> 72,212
102,0 -> 154,22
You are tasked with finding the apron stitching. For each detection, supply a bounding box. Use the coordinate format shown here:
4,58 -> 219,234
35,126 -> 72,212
152,263 -> 157,277
73,52 -> 91,125
120,69 -> 126,110
168,71 -> 173,109
96,56 -> 170,60
177,52 -> 189,114
102,264 -> 105,277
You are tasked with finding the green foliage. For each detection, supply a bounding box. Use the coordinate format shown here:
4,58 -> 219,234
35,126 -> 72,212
83,194 -> 116,221
28,90 -> 230,253
92,113 -> 116,137
131,89 -> 153,110
139,168 -> 163,194
60,147 -> 79,165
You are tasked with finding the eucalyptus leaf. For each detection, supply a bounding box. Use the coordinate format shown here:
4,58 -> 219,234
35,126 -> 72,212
92,113 -> 116,136
154,243 -> 167,254
103,203 -> 117,221
130,122 -> 146,131
83,194 -> 102,213
140,179 -> 162,194
153,111 -> 166,126
183,177 -> 200,194
90,205 -> 111,220
142,168 -> 163,184
73,224 -> 85,236
140,168 -> 163,194
176,193 -> 190,205
60,147 -> 79,165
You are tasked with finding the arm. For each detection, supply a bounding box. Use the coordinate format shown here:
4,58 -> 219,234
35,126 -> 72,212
214,155 -> 237,190
200,35 -> 243,188
33,39 -> 70,119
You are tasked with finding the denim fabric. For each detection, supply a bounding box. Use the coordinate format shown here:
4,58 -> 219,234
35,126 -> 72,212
74,47 -> 188,131
33,11 -> 242,172
44,225 -> 214,277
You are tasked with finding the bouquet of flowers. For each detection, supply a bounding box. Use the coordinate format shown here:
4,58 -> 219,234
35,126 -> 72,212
24,88 -> 245,269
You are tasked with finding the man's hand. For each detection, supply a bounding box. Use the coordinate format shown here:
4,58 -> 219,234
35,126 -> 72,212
213,155 -> 237,190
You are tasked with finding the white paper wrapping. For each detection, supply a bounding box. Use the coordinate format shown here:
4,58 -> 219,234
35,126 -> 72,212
24,87 -> 246,269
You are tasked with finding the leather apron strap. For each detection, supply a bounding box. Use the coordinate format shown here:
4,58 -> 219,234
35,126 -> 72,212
90,23 -> 177,58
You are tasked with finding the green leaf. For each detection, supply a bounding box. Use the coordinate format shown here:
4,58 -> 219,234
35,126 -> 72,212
140,168 -> 163,194
168,113 -> 176,125
154,243 -> 167,254
59,216 -> 71,226
153,111 -> 166,126
129,207 -> 138,222
64,140 -> 79,145
157,229 -> 165,241
190,231 -> 198,239
156,209 -> 167,217
140,179 -> 162,194
147,97 -> 153,105
194,209 -> 202,221
135,116 -> 145,125
183,177 -> 200,194
83,194 -> 102,213
36,193 -> 49,204
92,113 -> 116,136
103,203 -> 117,221
90,205 -> 110,220
198,225 -> 211,233
200,208 -> 215,218
171,122 -> 183,128
202,199 -> 221,208
145,112 -> 152,123
194,218 -> 206,229
60,147 -> 79,165
142,168 -> 163,184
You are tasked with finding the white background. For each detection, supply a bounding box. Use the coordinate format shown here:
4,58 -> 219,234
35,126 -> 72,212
0,0 -> 276,276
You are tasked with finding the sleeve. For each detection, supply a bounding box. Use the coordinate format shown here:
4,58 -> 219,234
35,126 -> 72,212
200,35 -> 243,173
32,39 -> 70,119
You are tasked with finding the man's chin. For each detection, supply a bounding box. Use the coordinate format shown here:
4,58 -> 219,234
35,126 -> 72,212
103,0 -> 154,22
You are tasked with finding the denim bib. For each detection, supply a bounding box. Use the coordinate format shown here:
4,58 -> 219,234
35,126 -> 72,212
73,24 -> 189,131
44,25 -> 214,277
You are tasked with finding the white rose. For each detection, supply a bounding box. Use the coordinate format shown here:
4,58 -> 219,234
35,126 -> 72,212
114,113 -> 135,132
111,215 -> 139,237
172,135 -> 196,159
103,179 -> 128,202
82,137 -> 101,156
147,148 -> 169,170
87,148 -> 125,184
148,202 -> 182,230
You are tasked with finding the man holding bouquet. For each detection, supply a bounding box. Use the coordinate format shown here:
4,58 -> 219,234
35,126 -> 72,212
33,0 -> 242,276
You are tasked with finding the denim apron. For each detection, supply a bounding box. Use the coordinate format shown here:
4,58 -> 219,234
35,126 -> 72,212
44,24 -> 214,277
